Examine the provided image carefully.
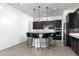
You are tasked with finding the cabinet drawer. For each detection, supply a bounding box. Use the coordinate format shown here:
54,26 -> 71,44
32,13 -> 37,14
77,40 -> 79,49
76,39 -> 79,55
73,40 -> 77,53
71,39 -> 74,50
55,36 -> 61,40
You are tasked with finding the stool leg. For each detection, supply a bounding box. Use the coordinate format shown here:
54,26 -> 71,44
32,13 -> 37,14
31,38 -> 33,48
48,38 -> 50,49
46,38 -> 47,49
47,38 -> 49,49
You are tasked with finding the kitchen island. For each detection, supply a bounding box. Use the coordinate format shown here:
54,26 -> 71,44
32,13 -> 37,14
29,29 -> 55,48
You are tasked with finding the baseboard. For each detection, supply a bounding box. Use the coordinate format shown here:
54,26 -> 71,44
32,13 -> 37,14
0,38 -> 27,51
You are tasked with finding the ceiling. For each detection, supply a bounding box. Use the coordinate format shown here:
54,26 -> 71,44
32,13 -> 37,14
7,3 -> 79,17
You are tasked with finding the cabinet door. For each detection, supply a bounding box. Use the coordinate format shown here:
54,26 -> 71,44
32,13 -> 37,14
33,22 -> 37,29
73,38 -> 77,53
33,22 -> 43,29
77,15 -> 79,31
76,39 -> 79,55
71,37 -> 78,54
66,35 -> 71,47
54,20 -> 61,27
55,36 -> 61,40
77,13 -> 79,32
69,13 -> 74,28
71,36 -> 74,49
73,13 -> 78,28
73,12 -> 79,33
33,22 -> 40,29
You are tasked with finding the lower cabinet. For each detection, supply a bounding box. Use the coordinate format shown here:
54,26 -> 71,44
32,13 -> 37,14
67,35 -> 71,47
69,35 -> 79,56
55,36 -> 61,40
74,39 -> 77,53
76,39 -> 79,55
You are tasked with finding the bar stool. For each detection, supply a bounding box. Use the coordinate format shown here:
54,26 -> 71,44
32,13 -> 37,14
26,32 -> 32,48
49,33 -> 56,47
42,33 -> 50,48
31,33 -> 39,48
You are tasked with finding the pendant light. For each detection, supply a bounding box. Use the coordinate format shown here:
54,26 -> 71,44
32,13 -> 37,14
33,8 -> 36,22
38,6 -> 41,48
46,7 -> 48,21
37,6 -> 41,29
38,6 -> 41,22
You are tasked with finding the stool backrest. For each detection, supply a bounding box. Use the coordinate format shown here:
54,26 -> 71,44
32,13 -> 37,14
32,33 -> 39,38
26,32 -> 30,37
42,33 -> 50,38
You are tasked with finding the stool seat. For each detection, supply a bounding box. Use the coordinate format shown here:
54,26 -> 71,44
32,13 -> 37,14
42,33 -> 50,38
26,32 -> 31,37
31,33 -> 39,38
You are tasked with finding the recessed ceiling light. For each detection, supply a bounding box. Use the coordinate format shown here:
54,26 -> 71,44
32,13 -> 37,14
20,3 -> 23,5
53,8 -> 56,10
0,5 -> 3,10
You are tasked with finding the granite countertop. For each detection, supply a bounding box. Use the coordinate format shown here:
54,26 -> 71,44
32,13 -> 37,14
30,29 -> 55,33
69,33 -> 79,39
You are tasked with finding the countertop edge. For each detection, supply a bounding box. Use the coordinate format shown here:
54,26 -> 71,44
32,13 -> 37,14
69,33 -> 79,39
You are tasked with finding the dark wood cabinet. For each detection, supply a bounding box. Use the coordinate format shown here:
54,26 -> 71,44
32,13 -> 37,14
65,35 -> 71,47
54,20 -> 61,27
33,21 -> 54,29
73,37 -> 77,53
76,39 -> 79,55
33,22 -> 43,29
68,13 -> 78,33
55,35 -> 61,40
71,36 -> 73,49
76,12 -> 79,32
65,8 -> 79,56
64,14 -> 72,46
69,35 -> 79,56
67,9 -> 79,33
54,20 -> 62,40
33,20 -> 61,29
69,13 -> 74,28
73,13 -> 78,28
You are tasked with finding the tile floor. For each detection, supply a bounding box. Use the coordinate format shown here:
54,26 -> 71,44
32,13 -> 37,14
0,41 -> 77,56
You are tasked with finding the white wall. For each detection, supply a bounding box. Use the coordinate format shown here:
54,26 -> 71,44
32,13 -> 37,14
0,4 -> 32,50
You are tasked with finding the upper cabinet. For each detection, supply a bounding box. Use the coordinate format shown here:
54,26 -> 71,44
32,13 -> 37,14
33,22 -> 43,29
67,8 -> 79,33
75,9 -> 79,32
33,21 -> 54,29
33,20 -> 61,29
54,20 -> 61,28
68,13 -> 74,28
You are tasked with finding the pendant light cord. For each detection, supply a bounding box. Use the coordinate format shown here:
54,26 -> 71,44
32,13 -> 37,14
33,9 -> 35,22
46,7 -> 48,21
38,6 -> 41,22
